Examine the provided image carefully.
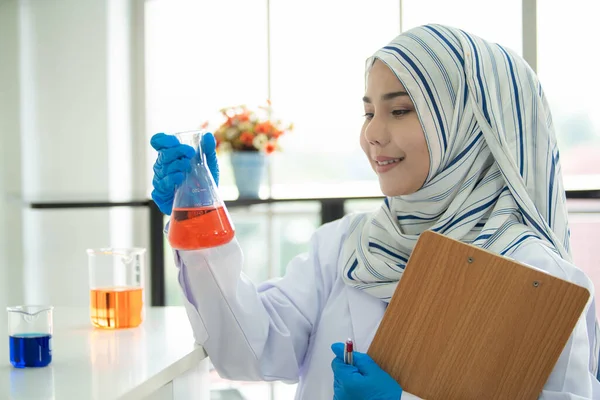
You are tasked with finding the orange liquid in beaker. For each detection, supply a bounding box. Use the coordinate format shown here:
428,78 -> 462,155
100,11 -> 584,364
168,206 -> 234,250
90,287 -> 143,329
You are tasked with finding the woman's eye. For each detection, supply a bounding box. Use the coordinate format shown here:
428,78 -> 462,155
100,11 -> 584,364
363,113 -> 374,120
392,110 -> 410,117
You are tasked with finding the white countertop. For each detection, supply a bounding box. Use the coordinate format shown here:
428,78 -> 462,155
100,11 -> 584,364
0,306 -> 207,400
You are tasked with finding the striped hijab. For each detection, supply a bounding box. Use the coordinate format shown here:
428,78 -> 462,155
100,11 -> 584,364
342,24 -> 571,301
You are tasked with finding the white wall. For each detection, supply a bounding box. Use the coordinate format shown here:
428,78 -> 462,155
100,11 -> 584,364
0,0 -> 24,307
0,0 -> 149,307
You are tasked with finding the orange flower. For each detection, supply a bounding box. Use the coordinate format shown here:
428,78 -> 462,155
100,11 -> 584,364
240,131 -> 254,146
265,142 -> 276,154
256,122 -> 274,134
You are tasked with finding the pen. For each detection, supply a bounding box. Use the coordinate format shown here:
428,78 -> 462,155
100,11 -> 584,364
344,338 -> 354,366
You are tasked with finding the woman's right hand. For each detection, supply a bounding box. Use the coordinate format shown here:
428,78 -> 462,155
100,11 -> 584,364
150,132 -> 220,215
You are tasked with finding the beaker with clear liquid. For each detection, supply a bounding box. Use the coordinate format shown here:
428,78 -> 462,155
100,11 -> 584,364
168,130 -> 235,250
87,248 -> 146,329
7,305 -> 53,368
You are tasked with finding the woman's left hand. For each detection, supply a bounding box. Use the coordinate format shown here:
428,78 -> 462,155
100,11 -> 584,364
331,343 -> 403,400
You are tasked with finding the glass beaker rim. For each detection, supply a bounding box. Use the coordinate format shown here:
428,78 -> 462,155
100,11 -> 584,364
7,305 -> 54,316
86,247 -> 147,256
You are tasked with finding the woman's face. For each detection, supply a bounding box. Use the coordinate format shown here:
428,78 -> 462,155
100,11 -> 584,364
360,59 -> 430,197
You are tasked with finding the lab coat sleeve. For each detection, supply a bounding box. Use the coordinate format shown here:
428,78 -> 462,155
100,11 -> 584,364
511,242 -> 600,399
172,217 -> 349,383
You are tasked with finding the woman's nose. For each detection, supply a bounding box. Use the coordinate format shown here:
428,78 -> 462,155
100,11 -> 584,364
364,118 -> 391,146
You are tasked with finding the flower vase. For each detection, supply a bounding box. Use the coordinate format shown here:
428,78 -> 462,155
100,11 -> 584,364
230,151 -> 267,198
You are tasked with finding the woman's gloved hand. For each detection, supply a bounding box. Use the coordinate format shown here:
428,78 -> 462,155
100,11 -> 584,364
331,343 -> 403,400
150,132 -> 219,215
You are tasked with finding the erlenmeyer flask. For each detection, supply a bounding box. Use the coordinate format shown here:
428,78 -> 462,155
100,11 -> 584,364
168,130 -> 235,250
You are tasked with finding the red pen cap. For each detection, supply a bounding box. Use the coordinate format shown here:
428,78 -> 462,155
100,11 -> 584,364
345,338 -> 353,352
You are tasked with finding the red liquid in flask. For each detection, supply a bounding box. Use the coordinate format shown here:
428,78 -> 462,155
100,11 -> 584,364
168,206 -> 234,250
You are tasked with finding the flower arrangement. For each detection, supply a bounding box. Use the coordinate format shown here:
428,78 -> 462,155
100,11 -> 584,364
212,101 -> 293,154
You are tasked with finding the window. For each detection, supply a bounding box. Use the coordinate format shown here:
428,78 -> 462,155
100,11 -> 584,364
268,0 -> 400,195
402,0 -> 522,55
144,0 -> 268,194
537,0 -> 600,189
164,201 -> 319,305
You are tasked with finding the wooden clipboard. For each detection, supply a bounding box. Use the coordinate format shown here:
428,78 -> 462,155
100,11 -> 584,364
367,231 -> 590,400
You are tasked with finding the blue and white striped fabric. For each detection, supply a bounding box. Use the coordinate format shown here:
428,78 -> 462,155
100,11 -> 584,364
341,24 -> 571,301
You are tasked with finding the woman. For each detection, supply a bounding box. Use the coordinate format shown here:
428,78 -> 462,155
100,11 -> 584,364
150,24 -> 599,399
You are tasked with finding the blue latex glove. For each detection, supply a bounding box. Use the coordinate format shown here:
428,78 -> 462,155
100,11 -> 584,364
331,343 -> 403,400
150,132 -> 219,215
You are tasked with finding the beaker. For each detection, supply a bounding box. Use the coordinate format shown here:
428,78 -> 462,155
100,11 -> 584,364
7,305 -> 53,368
168,130 -> 235,250
86,248 -> 146,329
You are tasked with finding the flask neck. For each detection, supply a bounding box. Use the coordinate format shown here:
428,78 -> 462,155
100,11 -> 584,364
195,136 -> 206,166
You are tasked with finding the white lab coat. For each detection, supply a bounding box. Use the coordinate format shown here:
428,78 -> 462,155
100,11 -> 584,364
174,213 -> 600,399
